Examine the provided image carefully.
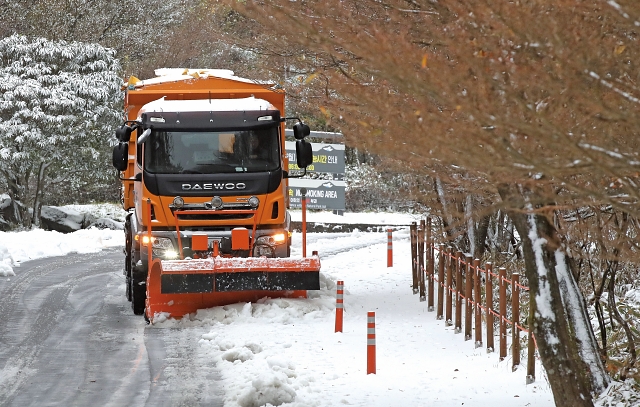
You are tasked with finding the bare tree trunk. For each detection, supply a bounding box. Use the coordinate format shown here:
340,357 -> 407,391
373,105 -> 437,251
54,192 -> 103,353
499,184 -> 606,407
589,260 -> 610,359
496,210 -> 505,251
434,177 -> 454,240
473,213 -> 490,260
31,161 -> 50,229
465,194 -> 475,255
556,251 -> 611,393
606,260 -> 637,379
2,171 -> 25,228
434,177 -> 469,251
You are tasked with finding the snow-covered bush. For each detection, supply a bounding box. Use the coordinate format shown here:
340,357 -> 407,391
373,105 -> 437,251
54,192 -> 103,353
0,34 -> 122,228
345,162 -> 428,213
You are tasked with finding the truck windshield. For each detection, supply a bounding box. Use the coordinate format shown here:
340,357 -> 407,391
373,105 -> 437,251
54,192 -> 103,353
145,128 -> 280,174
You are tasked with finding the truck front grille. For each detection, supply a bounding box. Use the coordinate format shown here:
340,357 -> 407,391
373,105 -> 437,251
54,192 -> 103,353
176,213 -> 254,221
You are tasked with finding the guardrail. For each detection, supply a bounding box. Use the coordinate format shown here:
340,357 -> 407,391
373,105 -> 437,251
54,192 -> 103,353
289,221 -> 411,233
410,219 -> 537,384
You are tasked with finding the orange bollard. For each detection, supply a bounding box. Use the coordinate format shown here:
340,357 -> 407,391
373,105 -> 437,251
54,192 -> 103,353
367,311 -> 376,374
387,228 -> 393,267
335,281 -> 344,333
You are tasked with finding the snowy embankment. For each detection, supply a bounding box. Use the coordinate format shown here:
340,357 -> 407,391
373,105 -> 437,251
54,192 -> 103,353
0,227 -> 123,276
0,203 -> 126,276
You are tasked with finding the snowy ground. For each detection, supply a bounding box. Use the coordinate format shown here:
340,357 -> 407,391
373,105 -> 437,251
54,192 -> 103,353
0,204 -> 634,406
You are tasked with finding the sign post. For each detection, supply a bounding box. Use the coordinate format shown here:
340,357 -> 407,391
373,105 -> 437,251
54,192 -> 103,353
301,187 -> 307,257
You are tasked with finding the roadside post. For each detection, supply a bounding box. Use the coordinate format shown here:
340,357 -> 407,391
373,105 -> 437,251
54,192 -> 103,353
335,280 -> 344,333
301,187 -> 307,258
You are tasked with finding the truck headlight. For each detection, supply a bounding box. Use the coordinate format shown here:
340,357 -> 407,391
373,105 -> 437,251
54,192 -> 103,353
255,233 -> 287,246
272,232 -> 286,244
139,234 -> 154,246
163,249 -> 179,259
151,237 -> 176,258
173,196 -> 184,208
248,196 -> 260,209
211,196 -> 223,209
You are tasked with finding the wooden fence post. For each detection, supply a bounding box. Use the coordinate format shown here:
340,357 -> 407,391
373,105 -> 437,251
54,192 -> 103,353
464,255 -> 473,341
527,295 -> 536,384
410,222 -> 418,294
455,251 -> 463,334
445,247 -> 454,326
512,273 -> 521,371
427,218 -> 434,311
416,233 -> 534,378
486,262 -> 494,353
474,259 -> 482,348
437,244 -> 445,320
418,220 -> 426,302
499,267 -> 507,361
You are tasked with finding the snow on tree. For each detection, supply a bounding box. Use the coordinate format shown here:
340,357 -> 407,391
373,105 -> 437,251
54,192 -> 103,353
0,34 -> 122,228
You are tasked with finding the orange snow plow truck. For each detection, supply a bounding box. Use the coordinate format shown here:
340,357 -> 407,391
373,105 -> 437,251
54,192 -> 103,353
111,68 -> 320,323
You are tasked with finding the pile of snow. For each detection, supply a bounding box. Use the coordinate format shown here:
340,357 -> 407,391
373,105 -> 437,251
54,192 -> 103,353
0,194 -> 10,210
0,228 -> 123,277
597,378 -> 640,406
60,203 -> 128,222
625,288 -> 640,304
0,203 -> 127,276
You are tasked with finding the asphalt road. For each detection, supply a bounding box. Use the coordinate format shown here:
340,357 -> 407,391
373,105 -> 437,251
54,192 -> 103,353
0,248 -> 223,407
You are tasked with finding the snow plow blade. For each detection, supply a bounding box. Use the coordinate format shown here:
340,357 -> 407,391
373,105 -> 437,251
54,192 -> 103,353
145,255 -> 321,322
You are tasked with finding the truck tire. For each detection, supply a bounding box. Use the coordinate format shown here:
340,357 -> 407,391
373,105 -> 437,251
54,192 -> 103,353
124,215 -> 132,302
125,271 -> 132,302
130,267 -> 147,315
125,275 -> 132,302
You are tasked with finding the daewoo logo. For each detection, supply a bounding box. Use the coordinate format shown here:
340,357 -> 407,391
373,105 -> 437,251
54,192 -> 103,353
181,183 -> 247,190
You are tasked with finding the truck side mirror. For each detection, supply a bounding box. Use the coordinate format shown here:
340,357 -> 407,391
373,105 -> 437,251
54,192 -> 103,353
295,139 -> 313,168
115,125 -> 133,142
112,142 -> 128,171
293,123 -> 310,140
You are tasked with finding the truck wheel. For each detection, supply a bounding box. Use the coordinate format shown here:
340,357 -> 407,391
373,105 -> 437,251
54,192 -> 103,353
126,273 -> 132,302
124,214 -> 132,302
130,271 -> 146,315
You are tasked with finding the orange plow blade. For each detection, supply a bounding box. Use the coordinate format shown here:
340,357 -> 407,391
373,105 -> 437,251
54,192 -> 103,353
145,256 -> 321,322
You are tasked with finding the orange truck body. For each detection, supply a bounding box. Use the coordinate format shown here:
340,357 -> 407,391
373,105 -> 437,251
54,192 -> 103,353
114,69 -> 319,322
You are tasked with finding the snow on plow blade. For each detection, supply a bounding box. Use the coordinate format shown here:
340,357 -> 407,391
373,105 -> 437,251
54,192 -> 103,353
145,256 -> 321,322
